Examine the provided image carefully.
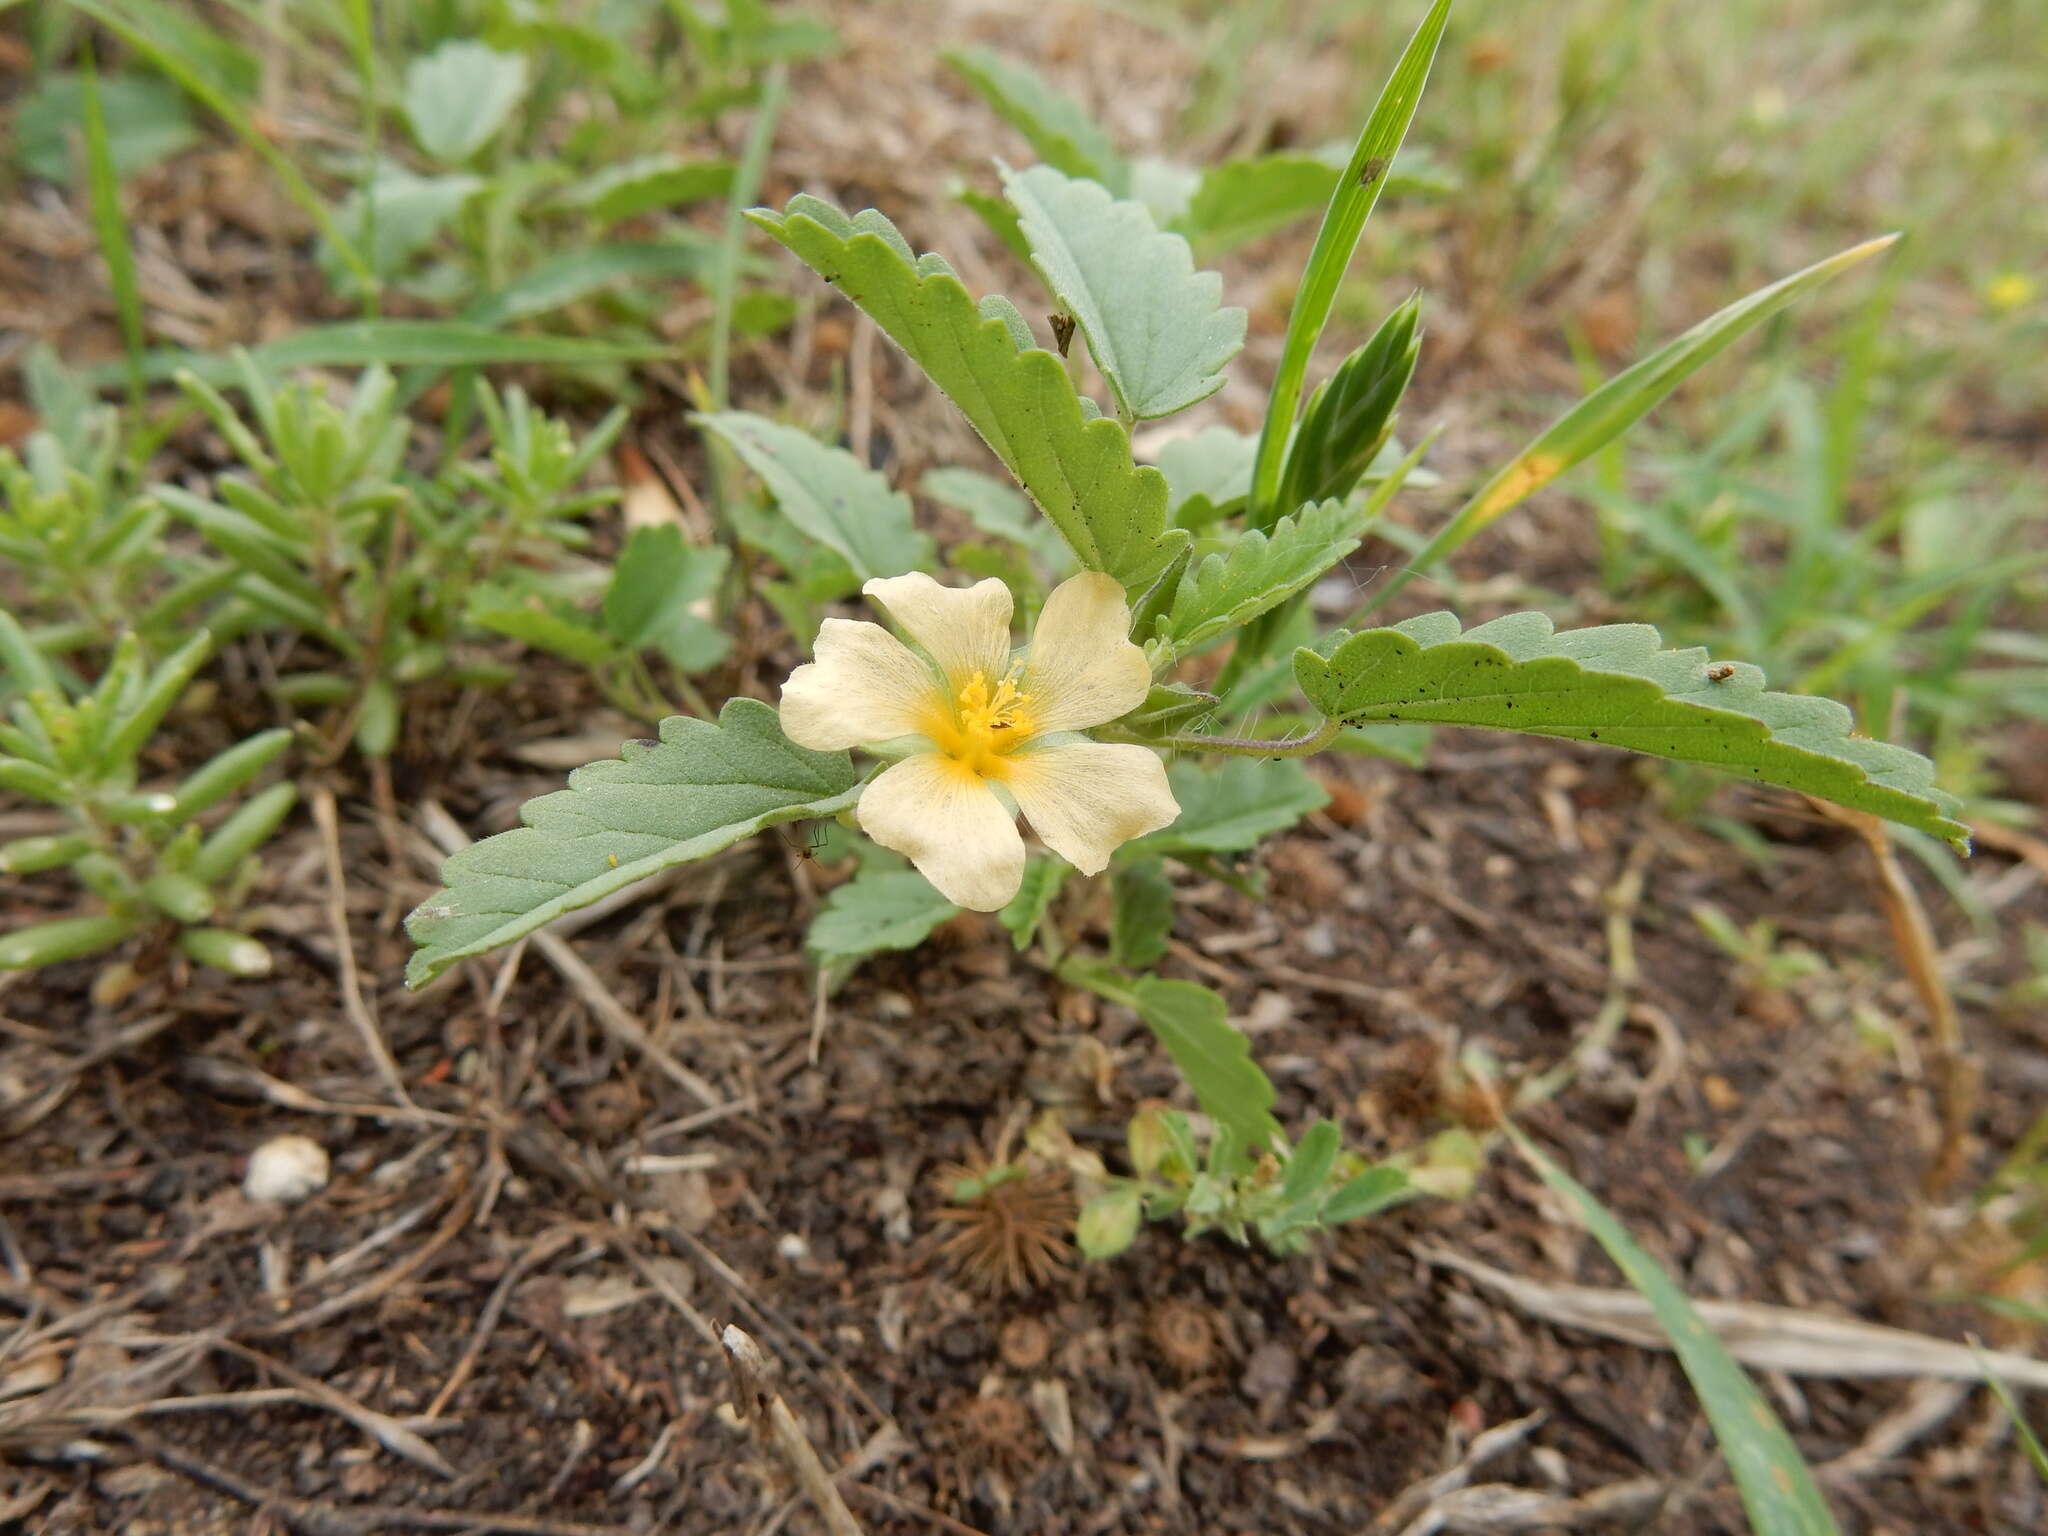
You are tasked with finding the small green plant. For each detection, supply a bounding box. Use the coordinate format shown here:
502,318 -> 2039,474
408,4 -> 1964,1238
157,356 -> 630,757
28,0 -> 831,382
0,619 -> 293,978
0,353 -> 224,660
1076,1105 -> 1418,1260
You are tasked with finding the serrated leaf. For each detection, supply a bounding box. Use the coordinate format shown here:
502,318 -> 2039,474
1278,297 -> 1421,511
695,411 -> 931,582
807,866 -> 958,971
1131,977 -> 1278,1167
1159,498 -> 1371,655
1180,153 -> 1343,255
748,195 -> 1188,590
1111,858 -> 1174,968
405,40 -> 529,163
406,699 -> 862,986
998,855 -> 1070,950
1296,612 -> 1968,849
1135,758 -> 1330,857
1157,425 -> 1257,528
1003,164 -> 1245,423
1503,1123 -> 1840,1536
942,47 -> 1126,189
920,466 -> 1073,576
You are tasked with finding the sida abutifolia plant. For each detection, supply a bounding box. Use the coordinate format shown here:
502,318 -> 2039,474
406,0 -> 1967,1260
0,616 -> 293,983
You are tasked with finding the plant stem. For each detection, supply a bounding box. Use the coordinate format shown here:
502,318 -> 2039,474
1149,717 -> 1342,758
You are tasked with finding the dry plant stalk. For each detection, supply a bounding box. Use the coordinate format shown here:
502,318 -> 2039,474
1813,799 -> 1976,1193
720,1325 -> 865,1536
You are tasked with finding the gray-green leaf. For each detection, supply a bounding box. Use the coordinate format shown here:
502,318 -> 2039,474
1296,612 -> 1967,849
404,40 -> 529,163
1159,498 -> 1373,655
748,195 -> 1188,590
406,699 -> 862,986
1132,977 -> 1278,1167
1136,758 -> 1330,857
942,47 -> 1126,190
807,866 -> 958,972
1003,164 -> 1246,423
695,411 -> 931,583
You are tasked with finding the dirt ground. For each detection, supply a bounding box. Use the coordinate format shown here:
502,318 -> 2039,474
5,5 -> 2048,1534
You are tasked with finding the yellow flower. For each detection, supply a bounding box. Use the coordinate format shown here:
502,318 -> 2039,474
780,571 -> 1179,910
1985,272 -> 2035,315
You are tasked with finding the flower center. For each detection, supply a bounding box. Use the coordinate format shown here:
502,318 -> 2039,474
937,666 -> 1033,776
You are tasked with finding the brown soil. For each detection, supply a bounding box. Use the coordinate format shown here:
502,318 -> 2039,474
5,4 -> 2047,1534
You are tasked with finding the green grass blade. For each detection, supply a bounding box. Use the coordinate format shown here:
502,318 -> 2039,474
82,322 -> 672,389
77,42 -> 146,402
1246,0 -> 1452,529
1971,1340 -> 2048,1484
1364,235 -> 1897,617
1503,1123 -> 1841,1536
62,0 -> 375,293
709,62 -> 787,410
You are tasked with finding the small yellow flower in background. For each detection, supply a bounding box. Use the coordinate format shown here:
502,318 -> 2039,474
1984,272 -> 2035,315
779,571 -> 1179,910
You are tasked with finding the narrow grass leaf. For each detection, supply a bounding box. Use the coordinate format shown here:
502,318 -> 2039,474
1003,164 -> 1246,421
462,240 -> 719,325
750,195 -> 1188,589
64,0 -> 374,293
1970,1341 -> 2048,1484
1504,1123 -> 1840,1536
76,46 -> 147,399
1295,611 -> 1967,849
87,323 -> 673,389
1247,0 -> 1453,527
1372,236 -> 1898,613
406,700 -> 862,986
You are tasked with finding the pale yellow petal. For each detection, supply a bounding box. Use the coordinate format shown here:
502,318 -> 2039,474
1021,571 -> 1152,732
863,573 -> 1013,695
779,618 -> 940,751
857,753 -> 1027,910
1001,742 -> 1179,875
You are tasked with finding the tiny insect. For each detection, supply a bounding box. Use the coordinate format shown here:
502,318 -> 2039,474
1359,155 -> 1389,187
778,823 -> 830,862
1049,313 -> 1077,357
607,854 -> 620,868
1706,664 -> 1736,682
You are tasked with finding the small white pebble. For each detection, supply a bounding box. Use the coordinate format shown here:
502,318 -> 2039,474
244,1135 -> 330,1204
775,1232 -> 809,1264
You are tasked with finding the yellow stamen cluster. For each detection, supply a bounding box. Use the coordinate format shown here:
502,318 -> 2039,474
933,667 -> 1033,777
